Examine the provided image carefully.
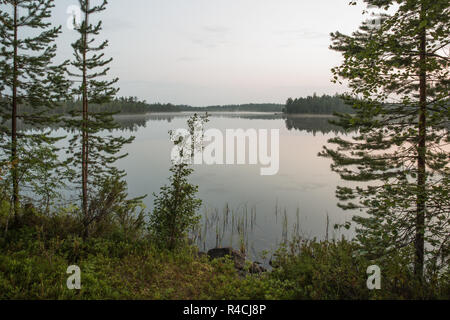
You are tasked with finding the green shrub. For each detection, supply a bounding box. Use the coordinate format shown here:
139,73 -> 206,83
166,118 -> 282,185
149,162 -> 202,250
268,238 -> 450,300
0,200 -> 448,300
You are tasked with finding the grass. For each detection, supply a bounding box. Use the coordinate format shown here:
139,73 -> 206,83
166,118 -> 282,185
0,202 -> 448,300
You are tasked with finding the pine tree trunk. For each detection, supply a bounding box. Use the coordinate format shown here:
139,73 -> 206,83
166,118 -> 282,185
82,0 -> 90,240
415,8 -> 427,280
11,1 -> 19,219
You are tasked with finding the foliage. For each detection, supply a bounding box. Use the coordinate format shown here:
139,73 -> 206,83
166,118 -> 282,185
320,0 -> 450,278
83,176 -> 147,241
149,163 -> 202,250
269,238 -> 449,300
0,0 -> 448,301
65,0 -> 135,238
284,94 -> 354,114
1,206 -> 448,300
149,115 -> 206,250
0,0 -> 69,216
20,97 -> 285,115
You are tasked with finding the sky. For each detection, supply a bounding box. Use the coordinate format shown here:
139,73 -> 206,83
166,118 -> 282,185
48,0 -> 369,106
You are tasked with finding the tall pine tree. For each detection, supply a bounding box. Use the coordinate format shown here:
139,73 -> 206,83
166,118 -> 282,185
0,0 -> 69,218
321,0 -> 449,280
66,0 -> 133,239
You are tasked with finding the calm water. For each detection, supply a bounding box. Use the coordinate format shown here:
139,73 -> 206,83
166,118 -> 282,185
109,113 -> 356,260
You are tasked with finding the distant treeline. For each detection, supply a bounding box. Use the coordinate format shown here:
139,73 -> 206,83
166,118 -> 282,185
15,97 -> 283,115
40,97 -> 188,114
13,95 -> 356,115
284,94 -> 354,114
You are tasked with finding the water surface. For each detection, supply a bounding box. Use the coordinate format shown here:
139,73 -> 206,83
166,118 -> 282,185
113,113 -> 356,259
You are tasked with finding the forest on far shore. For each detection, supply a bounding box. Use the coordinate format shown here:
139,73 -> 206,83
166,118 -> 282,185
13,97 -> 284,114
10,94 -> 355,115
284,94 -> 354,114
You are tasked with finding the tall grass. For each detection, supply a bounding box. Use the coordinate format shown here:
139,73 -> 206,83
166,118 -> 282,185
190,201 -> 340,262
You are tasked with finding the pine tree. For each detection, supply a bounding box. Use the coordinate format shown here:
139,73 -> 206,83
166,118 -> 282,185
321,0 -> 449,280
0,0 -> 69,218
66,0 -> 133,239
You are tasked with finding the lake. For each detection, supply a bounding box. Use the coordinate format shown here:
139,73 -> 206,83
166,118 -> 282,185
107,112 -> 357,261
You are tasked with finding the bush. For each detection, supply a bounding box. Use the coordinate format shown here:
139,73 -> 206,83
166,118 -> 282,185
149,162 -> 202,250
0,197 -> 448,300
268,238 -> 450,300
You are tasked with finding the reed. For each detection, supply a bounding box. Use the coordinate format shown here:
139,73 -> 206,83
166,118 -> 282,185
190,202 -> 337,261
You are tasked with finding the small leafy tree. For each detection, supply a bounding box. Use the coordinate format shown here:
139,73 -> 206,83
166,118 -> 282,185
149,163 -> 202,250
149,114 -> 207,250
187,112 -> 209,159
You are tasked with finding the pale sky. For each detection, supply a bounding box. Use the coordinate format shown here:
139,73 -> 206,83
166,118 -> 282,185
50,0 -> 368,106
